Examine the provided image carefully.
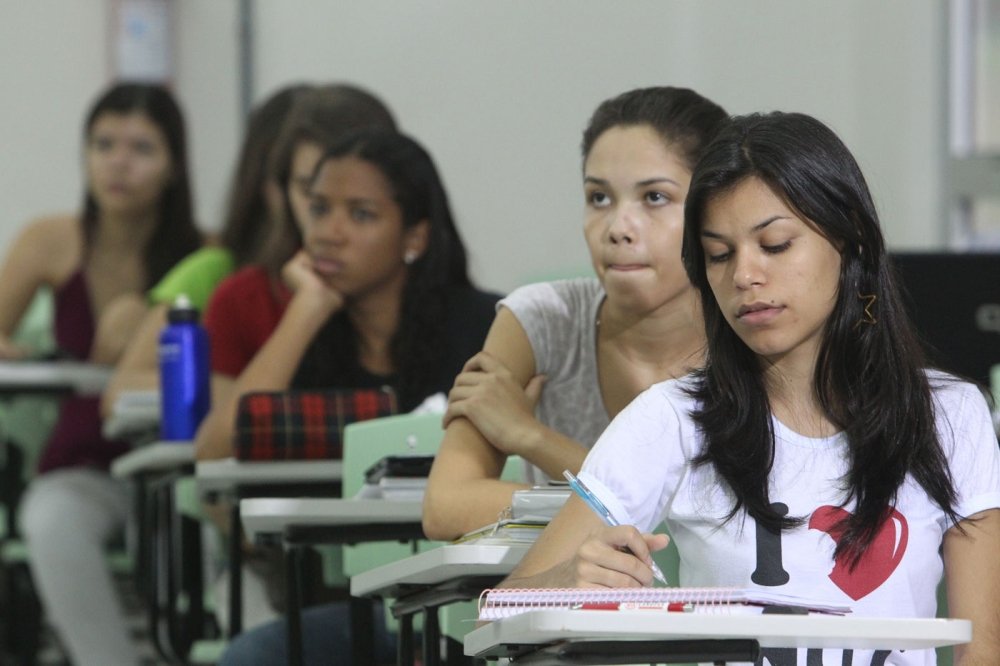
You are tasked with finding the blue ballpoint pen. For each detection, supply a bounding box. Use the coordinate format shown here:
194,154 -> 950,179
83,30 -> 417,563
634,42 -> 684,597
563,470 -> 668,585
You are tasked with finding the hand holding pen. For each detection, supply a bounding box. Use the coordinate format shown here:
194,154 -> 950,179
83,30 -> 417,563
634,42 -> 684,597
563,470 -> 668,585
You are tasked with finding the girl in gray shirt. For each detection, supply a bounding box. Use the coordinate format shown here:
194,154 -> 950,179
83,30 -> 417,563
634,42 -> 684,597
424,87 -> 728,540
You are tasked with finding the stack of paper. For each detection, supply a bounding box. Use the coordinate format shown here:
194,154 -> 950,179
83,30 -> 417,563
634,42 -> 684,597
354,476 -> 427,501
453,518 -> 548,546
511,486 -> 571,522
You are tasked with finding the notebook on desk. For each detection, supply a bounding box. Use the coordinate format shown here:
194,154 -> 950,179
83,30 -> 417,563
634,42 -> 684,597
477,586 -> 852,620
453,486 -> 571,545
452,518 -> 548,546
354,453 -> 435,500
511,485 -> 571,521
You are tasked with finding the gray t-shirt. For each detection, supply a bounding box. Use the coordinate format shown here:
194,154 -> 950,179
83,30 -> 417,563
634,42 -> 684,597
499,278 -> 610,483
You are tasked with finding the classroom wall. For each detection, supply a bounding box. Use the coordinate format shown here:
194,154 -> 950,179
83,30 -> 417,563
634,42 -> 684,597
0,1 -> 110,249
0,0 -> 948,294
0,0 -> 243,273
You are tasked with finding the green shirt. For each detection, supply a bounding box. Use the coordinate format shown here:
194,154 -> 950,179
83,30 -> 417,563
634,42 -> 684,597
148,246 -> 235,311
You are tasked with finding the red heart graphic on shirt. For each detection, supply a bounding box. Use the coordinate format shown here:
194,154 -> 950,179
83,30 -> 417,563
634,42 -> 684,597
807,505 -> 908,601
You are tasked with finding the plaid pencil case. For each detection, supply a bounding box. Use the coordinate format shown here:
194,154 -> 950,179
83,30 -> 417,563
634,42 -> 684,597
233,387 -> 398,461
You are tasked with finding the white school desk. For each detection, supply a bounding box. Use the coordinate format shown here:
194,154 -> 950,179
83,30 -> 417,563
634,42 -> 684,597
239,497 -> 423,542
111,442 -> 195,479
109,441 -> 198,663
195,458 -> 342,496
465,610 -> 971,664
197,458 -> 344,638
109,439 -> 195,595
351,543 -> 532,666
103,389 -> 160,441
351,543 -> 531,597
240,497 -> 426,666
0,359 -> 112,395
0,360 -> 113,658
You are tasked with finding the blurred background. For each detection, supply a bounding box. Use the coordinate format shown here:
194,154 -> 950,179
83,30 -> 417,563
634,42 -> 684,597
0,0 -> 997,293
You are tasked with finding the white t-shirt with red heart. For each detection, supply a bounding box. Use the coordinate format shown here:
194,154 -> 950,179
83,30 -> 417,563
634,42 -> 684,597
579,373 -> 1000,666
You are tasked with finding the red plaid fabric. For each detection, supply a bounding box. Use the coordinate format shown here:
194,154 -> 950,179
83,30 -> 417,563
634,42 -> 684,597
233,387 -> 398,460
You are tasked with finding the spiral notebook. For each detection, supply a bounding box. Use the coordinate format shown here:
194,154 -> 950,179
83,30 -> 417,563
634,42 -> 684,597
477,587 -> 851,620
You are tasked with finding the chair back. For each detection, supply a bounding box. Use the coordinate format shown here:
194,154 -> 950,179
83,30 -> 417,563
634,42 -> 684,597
341,412 -> 444,577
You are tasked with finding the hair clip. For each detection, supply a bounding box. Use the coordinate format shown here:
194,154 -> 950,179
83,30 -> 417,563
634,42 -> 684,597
856,293 -> 877,327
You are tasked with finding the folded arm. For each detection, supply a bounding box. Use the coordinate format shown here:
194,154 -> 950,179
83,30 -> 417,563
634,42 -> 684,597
423,307 -> 589,541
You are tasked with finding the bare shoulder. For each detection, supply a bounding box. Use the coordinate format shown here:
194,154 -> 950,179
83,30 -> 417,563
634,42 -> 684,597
482,305 -> 537,382
42,213 -> 81,237
17,214 -> 80,250
12,214 -> 81,282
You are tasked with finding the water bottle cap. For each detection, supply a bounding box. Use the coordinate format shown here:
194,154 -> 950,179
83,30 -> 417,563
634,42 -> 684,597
168,294 -> 200,323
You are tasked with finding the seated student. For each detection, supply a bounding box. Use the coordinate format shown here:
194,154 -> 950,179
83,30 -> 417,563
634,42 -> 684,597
4,82 -> 202,665
500,112 -> 1000,664
101,83 -> 309,415
185,84 -> 401,631
215,129 -> 501,665
192,88 -> 431,458
423,87 -> 729,541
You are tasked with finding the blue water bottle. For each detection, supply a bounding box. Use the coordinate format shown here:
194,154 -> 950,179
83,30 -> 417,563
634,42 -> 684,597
159,294 -> 211,441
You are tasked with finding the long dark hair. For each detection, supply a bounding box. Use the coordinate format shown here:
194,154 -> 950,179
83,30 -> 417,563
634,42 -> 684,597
81,82 -> 201,288
681,112 -> 960,565
260,84 -> 397,276
292,129 -> 471,410
219,83 -> 309,266
581,86 -> 729,170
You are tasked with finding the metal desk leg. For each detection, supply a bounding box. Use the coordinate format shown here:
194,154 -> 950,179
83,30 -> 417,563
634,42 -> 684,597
397,612 -> 414,666
422,606 -> 441,666
286,545 -> 304,666
144,479 -> 163,657
134,476 -> 149,598
349,595 -> 375,665
228,500 -> 243,638
146,479 -> 168,661
179,507 -> 204,653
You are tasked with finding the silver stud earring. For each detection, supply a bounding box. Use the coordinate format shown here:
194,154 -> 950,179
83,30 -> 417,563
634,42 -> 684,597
404,250 -> 418,265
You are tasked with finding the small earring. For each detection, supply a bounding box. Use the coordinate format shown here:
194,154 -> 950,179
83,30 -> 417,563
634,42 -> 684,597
404,250 -> 418,265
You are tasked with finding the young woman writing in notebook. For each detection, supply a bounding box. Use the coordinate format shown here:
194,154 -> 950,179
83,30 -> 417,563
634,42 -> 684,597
501,112 -> 1000,665
423,87 -> 729,541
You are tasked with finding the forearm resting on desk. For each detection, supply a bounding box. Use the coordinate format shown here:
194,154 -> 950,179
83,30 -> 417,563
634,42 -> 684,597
424,416 -> 588,540
422,476 -> 529,541
90,293 -> 148,365
101,303 -> 168,417
194,376 -> 239,460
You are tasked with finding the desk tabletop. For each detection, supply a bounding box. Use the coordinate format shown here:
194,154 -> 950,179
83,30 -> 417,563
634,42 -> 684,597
110,442 -> 195,479
0,360 -> 112,395
351,543 -> 530,598
464,609 -> 971,657
240,497 -> 423,541
103,390 -> 161,440
196,458 -> 343,494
